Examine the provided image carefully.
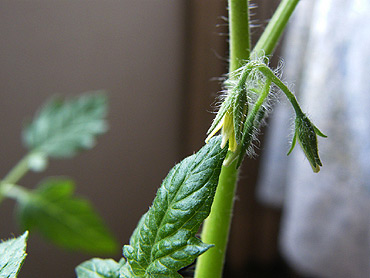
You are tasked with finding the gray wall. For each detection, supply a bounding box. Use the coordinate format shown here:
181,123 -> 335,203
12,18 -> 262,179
0,1 -> 185,277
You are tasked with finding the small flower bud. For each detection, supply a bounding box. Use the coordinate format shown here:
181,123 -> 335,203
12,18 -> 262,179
206,109 -> 237,152
288,114 -> 327,173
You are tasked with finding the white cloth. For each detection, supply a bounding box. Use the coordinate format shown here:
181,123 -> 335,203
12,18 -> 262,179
257,0 -> 370,277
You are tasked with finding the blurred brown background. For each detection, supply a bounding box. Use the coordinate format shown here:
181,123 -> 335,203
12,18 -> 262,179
0,1 -> 289,277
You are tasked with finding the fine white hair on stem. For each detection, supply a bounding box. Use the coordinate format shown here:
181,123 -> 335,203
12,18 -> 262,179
207,54 -> 294,158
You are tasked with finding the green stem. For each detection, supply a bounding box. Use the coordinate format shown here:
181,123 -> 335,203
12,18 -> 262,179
234,62 -> 303,117
248,79 -> 271,117
195,1 -> 250,277
252,0 -> 300,57
3,155 -> 31,184
0,183 -> 30,203
0,155 -> 31,203
194,161 -> 239,278
195,0 -> 300,277
256,64 -> 303,116
229,0 -> 251,71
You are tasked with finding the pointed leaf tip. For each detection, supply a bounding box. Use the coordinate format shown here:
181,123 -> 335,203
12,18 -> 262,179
0,231 -> 28,278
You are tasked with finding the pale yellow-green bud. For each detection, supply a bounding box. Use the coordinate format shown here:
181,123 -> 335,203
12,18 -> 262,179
205,110 -> 238,152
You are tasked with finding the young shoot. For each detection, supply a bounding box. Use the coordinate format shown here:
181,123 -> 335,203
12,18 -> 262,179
206,58 -> 326,172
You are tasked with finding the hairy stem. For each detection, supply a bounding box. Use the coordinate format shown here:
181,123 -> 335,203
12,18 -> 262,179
194,161 -> 238,278
229,0 -> 251,71
195,0 -> 250,277
195,0 -> 300,277
252,0 -> 300,57
256,64 -> 303,116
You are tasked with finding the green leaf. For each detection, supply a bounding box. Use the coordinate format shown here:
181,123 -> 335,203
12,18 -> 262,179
76,258 -> 125,278
0,231 -> 28,278
121,136 -> 227,278
23,92 -> 108,159
16,178 -> 118,254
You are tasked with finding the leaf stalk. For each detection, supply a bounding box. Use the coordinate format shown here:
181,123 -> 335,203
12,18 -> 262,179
0,155 -> 31,204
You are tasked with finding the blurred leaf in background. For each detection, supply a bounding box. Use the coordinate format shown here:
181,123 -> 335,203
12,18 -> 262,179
16,178 -> 118,254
